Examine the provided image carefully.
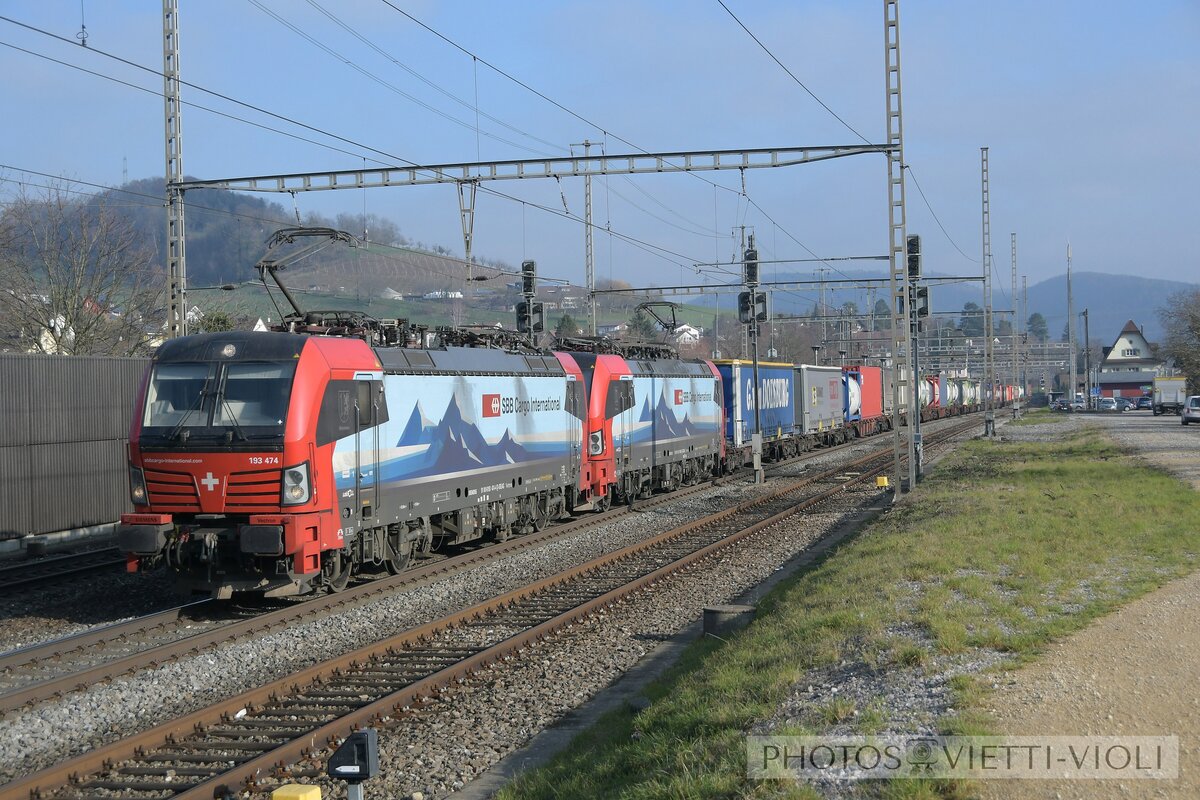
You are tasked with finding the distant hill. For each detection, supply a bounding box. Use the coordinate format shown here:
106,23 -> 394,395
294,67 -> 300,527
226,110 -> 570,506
926,272 -> 1192,342
768,269 -> 1194,343
1022,272 -> 1191,342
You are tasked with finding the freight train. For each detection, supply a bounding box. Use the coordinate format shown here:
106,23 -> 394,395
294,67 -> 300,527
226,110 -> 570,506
117,326 -> 1013,597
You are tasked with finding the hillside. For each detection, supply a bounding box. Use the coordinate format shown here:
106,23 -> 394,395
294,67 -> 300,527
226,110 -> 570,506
767,269 -> 1193,343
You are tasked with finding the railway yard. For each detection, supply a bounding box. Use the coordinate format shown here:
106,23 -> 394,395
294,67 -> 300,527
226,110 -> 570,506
2,410 -> 1197,799
3,409 -> 1197,800
1,1 -> 1194,798
0,415 -> 975,799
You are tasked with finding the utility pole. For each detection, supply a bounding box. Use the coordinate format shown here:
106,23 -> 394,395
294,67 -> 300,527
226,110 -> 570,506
980,147 -> 994,435
1022,275 -> 1028,401
457,179 -> 477,284
163,0 -> 187,338
1067,243 -> 1075,407
1011,232 -> 1020,417
1082,308 -> 1091,408
816,266 -> 829,361
744,235 -> 764,484
884,0 -> 914,493
572,140 -> 597,335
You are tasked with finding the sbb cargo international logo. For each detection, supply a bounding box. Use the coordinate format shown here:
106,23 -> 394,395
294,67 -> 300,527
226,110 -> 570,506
674,389 -> 684,405
483,394 -> 502,418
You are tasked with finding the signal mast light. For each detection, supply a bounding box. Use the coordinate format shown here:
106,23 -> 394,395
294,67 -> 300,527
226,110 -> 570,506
737,291 -> 753,324
521,259 -> 536,296
906,234 -> 921,280
743,248 -> 759,287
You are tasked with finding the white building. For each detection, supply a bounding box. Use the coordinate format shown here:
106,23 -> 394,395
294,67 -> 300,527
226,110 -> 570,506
672,324 -> 703,344
1098,320 -> 1162,374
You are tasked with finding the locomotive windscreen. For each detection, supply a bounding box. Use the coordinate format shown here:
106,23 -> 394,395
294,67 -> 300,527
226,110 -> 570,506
140,360 -> 296,447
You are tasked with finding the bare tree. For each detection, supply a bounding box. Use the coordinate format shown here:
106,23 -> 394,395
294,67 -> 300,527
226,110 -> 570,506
1160,289 -> 1200,393
0,183 -> 163,355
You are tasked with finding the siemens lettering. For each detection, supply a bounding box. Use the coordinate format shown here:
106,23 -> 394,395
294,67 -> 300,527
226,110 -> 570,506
746,378 -> 790,411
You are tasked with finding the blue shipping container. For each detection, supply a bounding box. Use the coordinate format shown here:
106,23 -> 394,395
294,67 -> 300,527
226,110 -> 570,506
714,361 -> 796,448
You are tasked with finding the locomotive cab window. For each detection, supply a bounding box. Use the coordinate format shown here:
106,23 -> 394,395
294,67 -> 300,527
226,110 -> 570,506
213,363 -> 294,427
317,380 -> 389,446
143,363 -> 209,429
566,379 -> 586,421
605,379 -> 635,419
141,360 -> 296,443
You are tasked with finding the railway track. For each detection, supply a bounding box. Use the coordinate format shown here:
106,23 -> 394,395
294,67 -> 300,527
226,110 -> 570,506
0,418 -> 976,800
0,458 -> 730,718
0,416 -> 911,718
0,547 -> 125,595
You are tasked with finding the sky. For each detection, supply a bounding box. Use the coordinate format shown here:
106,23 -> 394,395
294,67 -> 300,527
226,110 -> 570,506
1,1 -> 1198,318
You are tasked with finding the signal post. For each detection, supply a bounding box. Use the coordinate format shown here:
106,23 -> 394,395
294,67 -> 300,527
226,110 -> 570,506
738,236 -> 769,484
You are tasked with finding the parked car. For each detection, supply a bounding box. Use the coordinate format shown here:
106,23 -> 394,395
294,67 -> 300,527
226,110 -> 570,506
1136,396 -> 1153,410
1051,399 -> 1070,411
1098,397 -> 1118,412
1182,396 -> 1200,426
1114,398 -> 1135,412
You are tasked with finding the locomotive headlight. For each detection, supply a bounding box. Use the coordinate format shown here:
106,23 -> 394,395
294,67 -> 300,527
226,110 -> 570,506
129,465 -> 148,505
281,461 -> 311,505
588,430 -> 605,456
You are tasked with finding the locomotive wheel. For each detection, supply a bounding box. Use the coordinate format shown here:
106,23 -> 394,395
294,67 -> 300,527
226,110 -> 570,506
594,492 -> 611,512
531,494 -> 552,531
385,531 -> 411,575
324,550 -> 351,593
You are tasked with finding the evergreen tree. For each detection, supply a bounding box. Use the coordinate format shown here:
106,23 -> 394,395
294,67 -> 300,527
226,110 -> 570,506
1026,312 -> 1049,342
959,302 -> 984,337
628,309 -> 659,338
555,313 -> 581,336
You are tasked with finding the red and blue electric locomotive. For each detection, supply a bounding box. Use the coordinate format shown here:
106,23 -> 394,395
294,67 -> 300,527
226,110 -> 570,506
118,325 -> 724,598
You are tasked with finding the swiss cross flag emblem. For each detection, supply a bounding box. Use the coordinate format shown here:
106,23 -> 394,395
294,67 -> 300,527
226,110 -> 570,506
674,389 -> 684,405
483,394 -> 502,417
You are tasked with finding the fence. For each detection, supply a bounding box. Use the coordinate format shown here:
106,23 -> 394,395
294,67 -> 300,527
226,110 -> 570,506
0,354 -> 149,538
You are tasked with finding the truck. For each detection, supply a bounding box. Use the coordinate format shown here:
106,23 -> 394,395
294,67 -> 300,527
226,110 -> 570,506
1152,376 -> 1188,415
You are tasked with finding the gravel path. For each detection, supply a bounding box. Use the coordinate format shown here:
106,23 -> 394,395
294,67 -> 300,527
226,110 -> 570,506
977,411 -> 1200,800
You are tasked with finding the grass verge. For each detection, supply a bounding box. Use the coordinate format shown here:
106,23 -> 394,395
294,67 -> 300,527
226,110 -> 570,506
1006,408 -> 1057,426
497,427 -> 1200,800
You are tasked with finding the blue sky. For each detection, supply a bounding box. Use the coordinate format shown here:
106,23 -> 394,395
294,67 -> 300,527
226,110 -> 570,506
2,1 -> 1197,307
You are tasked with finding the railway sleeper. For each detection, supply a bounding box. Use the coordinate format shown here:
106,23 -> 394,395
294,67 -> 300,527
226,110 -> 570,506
382,646 -> 480,657
204,727 -> 321,739
268,703 -> 362,716
139,752 -> 249,764
374,650 -> 483,663
210,718 -> 313,730
118,766 -> 225,777
295,688 -> 393,700
174,739 -> 288,752
83,778 -> 207,792
351,662 -> 464,676
334,669 -> 446,682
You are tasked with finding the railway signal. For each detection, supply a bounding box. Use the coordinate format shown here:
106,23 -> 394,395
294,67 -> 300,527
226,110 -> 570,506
516,301 -> 545,333
906,234 -> 922,280
517,259 -> 544,333
737,290 -> 754,324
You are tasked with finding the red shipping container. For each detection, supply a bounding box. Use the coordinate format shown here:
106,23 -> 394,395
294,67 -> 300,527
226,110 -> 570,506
859,365 -> 884,420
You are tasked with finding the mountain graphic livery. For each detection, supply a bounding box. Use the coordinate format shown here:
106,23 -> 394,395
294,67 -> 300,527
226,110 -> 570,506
393,396 -> 533,478
398,401 -> 435,445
